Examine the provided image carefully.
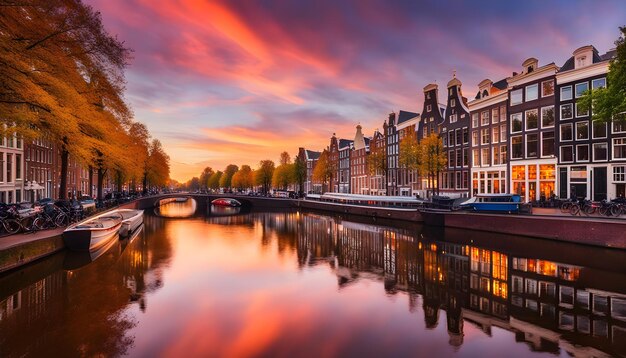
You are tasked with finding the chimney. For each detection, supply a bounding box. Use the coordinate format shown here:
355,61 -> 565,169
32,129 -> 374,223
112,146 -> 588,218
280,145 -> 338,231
512,72 -> 518,77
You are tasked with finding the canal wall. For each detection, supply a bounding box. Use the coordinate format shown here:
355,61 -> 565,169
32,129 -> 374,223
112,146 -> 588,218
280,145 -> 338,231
421,210 -> 626,250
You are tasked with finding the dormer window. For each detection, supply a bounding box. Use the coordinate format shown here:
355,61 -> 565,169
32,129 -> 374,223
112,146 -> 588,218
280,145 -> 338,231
577,56 -> 587,68
527,66 -> 534,73
482,90 -> 489,98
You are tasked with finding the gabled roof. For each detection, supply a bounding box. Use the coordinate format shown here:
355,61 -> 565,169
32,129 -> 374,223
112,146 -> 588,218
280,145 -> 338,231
338,139 -> 353,149
397,110 -> 419,125
558,46 -> 606,72
474,78 -> 508,99
601,49 -> 617,61
439,105 -> 446,118
305,150 -> 321,160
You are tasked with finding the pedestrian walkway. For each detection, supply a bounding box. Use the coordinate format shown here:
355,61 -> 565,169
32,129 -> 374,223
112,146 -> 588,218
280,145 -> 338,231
0,227 -> 65,251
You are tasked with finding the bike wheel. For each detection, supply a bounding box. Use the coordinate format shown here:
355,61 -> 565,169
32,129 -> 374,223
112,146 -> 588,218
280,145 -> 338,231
3,219 -> 21,234
583,205 -> 595,216
32,217 -> 47,231
55,213 -> 69,227
611,205 -> 622,217
560,202 -> 571,213
599,206 -> 610,216
569,204 -> 580,216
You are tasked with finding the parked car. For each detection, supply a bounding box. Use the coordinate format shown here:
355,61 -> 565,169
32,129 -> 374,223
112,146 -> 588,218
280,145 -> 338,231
79,195 -> 96,210
37,198 -> 54,206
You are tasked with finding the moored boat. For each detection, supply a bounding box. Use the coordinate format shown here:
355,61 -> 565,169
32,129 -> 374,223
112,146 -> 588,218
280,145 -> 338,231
211,198 -> 242,207
115,209 -> 144,237
63,211 -> 123,252
460,194 -> 531,213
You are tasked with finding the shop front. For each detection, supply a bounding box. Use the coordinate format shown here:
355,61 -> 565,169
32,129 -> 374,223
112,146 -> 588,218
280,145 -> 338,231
471,167 -> 507,196
510,161 -> 556,202
557,164 -> 610,201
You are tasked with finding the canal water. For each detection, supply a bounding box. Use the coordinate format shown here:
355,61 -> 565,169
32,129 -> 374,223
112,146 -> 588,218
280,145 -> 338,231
1,199 -> 625,357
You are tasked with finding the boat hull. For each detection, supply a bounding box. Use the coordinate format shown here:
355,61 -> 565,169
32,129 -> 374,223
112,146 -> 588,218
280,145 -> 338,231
63,222 -> 121,252
116,209 -> 145,237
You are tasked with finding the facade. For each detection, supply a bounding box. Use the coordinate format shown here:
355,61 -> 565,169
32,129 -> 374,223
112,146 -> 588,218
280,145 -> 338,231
0,134 -> 24,203
384,113 -> 399,196
417,83 -> 446,196
350,125 -> 370,194
328,134 -> 339,193
298,147 -> 321,194
469,78 -> 509,196
555,46 -> 619,200
368,130 -> 386,195
440,76 -> 471,198
507,58 -> 559,202
396,110 -> 420,196
338,139 -> 353,193
24,137 -> 54,202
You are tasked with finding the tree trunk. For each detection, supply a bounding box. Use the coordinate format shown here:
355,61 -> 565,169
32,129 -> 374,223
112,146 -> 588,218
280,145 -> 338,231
116,170 -> 123,193
88,166 -> 94,197
142,172 -> 148,194
59,144 -> 69,200
97,168 -> 106,201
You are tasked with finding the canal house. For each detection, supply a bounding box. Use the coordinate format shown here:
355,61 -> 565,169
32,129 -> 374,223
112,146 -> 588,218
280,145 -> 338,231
468,78 -> 509,197
396,110 -> 420,196
369,129 -> 386,195
440,75 -> 471,198
338,139 -> 353,194
555,45 -> 619,200
507,58 -> 559,202
384,112 -> 399,196
417,83 -> 447,197
350,124 -> 370,194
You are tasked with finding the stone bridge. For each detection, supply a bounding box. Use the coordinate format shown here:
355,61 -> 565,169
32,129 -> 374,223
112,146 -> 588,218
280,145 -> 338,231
125,193 -> 297,211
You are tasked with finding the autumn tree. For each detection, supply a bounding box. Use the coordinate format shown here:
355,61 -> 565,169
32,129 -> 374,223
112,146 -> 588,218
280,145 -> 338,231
418,134 -> 447,196
312,150 -> 333,193
232,165 -> 254,191
199,167 -> 214,191
255,160 -> 275,194
145,139 -> 170,191
208,171 -> 222,191
219,164 -> 239,189
294,153 -> 307,196
399,133 -> 421,171
0,0 -> 133,199
578,27 -> 626,123
272,152 -> 294,190
367,145 -> 387,177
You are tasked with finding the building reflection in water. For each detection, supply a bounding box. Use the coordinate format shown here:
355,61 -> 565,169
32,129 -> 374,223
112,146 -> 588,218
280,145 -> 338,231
0,208 -> 624,357
291,212 -> 626,357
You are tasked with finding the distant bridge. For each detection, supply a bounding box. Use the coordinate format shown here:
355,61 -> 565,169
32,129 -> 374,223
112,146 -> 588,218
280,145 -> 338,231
124,193 -> 297,211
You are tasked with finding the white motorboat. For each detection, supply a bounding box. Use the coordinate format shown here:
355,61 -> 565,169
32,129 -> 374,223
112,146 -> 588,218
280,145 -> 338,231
115,209 -> 144,237
63,211 -> 123,252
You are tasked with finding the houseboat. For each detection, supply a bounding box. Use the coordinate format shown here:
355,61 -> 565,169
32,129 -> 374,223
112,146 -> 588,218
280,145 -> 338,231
460,194 -> 528,213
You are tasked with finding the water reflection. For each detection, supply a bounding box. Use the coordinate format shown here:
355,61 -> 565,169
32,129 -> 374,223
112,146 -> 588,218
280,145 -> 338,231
0,210 -> 624,357
155,198 -> 197,217
208,204 -> 241,216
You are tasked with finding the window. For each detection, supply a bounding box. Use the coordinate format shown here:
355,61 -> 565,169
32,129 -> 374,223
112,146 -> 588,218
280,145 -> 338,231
561,86 -> 573,100
456,149 -> 462,168
526,84 -> 538,101
575,103 -> 589,117
542,80 -> 555,97
614,122 -> 626,133
511,113 -> 522,133
427,104 -> 432,112
450,114 -> 457,123
576,122 -> 589,140
492,126 -> 500,143
473,149 -> 479,166
448,131 -> 454,147
561,104 -> 573,120
542,132 -> 555,157
472,131 -> 478,146
456,128 -> 462,146
561,146 -> 574,162
614,138 -> 626,159
491,108 -> 499,124
463,128 -> 469,144
511,136 -> 523,159
541,106 -> 555,128
482,148 -> 490,166
594,142 -> 608,161
449,150 -> 454,167
481,111 -> 489,126
500,105 -> 507,122
15,154 -> 21,180
493,146 -> 501,165
451,99 -> 456,107
577,144 -> 589,161
593,122 -> 607,138
526,109 -> 538,130
463,148 -> 469,166
500,145 -> 507,164
527,133 -> 538,158
511,89 -> 523,105
6,154 -> 12,183
614,166 -> 626,182
592,78 -> 606,89
481,128 -> 490,145
575,82 -> 589,98
500,124 -> 507,143
561,123 -> 573,141
472,113 -> 479,128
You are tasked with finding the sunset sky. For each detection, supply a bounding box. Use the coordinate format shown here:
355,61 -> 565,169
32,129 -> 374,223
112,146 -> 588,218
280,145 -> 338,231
85,0 -> 626,182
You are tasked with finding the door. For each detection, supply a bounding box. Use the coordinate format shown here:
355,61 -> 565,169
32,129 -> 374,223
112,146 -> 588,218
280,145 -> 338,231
570,184 -> 587,200
593,167 -> 607,201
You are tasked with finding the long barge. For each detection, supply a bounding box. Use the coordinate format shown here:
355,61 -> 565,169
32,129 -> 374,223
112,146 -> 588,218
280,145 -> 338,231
299,193 -> 423,222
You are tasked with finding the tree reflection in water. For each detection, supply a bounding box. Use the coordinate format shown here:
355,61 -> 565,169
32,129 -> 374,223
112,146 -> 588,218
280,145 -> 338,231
0,208 -> 624,357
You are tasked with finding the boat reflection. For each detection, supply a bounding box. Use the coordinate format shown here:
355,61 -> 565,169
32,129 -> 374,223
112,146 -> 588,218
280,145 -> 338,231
154,199 -> 197,218
208,204 -> 241,216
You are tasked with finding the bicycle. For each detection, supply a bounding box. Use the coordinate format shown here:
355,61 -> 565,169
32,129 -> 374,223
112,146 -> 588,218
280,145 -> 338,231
560,198 -> 575,213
